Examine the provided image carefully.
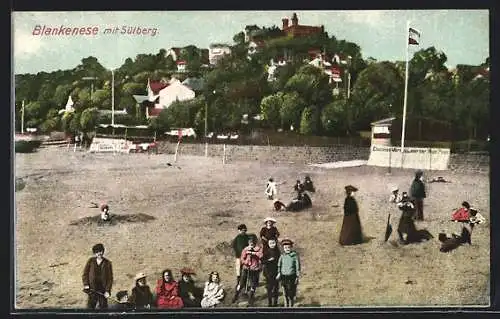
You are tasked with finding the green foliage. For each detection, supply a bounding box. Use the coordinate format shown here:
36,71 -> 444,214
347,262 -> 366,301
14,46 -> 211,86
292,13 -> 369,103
13,23 -> 489,142
80,107 -> 100,132
260,92 -> 284,129
149,109 -> 170,133
350,61 -> 404,130
299,106 -> 314,135
321,99 -> 348,136
280,92 -> 306,130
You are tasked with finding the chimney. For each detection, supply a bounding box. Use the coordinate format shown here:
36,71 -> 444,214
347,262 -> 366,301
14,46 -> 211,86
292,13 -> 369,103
291,13 -> 298,26
282,17 -> 289,29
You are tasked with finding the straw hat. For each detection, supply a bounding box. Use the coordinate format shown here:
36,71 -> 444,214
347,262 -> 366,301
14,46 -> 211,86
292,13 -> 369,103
180,267 -> 196,275
134,272 -> 147,281
345,185 -> 358,192
264,217 -> 277,224
281,238 -> 294,246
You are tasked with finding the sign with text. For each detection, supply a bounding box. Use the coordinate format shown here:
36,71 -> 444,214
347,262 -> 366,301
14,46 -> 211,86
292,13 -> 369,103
367,145 -> 451,170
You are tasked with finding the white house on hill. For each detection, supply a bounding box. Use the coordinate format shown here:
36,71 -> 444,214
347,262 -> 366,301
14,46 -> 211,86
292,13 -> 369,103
209,44 -> 232,65
144,78 -> 196,118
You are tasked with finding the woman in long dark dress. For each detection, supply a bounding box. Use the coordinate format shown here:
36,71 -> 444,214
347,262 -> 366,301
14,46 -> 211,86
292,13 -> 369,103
339,185 -> 363,246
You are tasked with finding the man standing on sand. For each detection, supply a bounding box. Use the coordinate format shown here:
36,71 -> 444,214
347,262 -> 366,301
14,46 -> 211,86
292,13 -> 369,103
82,243 -> 114,309
410,170 -> 426,221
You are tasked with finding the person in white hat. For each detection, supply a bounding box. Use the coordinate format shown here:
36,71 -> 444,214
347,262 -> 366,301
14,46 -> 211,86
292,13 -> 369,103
389,186 -> 402,203
129,272 -> 153,309
260,217 -> 280,253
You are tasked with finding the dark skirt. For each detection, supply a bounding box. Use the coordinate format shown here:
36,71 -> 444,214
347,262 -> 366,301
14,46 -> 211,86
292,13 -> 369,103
398,213 -> 417,235
339,213 -> 363,245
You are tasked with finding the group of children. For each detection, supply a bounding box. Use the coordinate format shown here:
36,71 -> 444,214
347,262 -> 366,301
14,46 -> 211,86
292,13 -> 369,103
231,219 -> 301,307
82,244 -> 225,310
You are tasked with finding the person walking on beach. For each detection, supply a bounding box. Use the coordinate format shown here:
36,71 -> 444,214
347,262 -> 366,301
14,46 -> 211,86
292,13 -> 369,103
82,243 -> 114,309
410,170 -> 426,221
339,185 -> 364,246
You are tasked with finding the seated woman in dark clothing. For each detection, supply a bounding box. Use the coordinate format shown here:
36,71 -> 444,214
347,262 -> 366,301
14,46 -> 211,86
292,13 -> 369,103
397,195 -> 433,245
293,180 -> 303,192
274,191 -> 312,212
439,225 -> 472,252
302,176 -> 315,192
178,268 -> 201,308
130,273 -> 153,309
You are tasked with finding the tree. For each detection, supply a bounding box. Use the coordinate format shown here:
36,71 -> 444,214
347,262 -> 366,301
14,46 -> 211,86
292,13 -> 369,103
321,98 -> 349,136
350,61 -> 404,130
53,84 -> 73,107
260,92 -> 283,129
280,92 -> 306,130
299,106 -> 314,135
80,107 -> 100,132
91,89 -> 111,109
149,110 -> 170,134
39,108 -> 61,133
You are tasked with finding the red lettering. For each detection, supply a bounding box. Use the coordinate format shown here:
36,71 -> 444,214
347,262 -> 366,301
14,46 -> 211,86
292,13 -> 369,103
92,26 -> 99,35
79,27 -> 86,35
142,28 -> 147,35
32,25 -> 41,35
43,27 -> 51,35
65,28 -> 71,35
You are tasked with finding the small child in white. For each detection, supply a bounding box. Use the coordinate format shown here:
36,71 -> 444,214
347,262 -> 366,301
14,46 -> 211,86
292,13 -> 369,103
100,204 -> 111,221
265,178 -> 278,200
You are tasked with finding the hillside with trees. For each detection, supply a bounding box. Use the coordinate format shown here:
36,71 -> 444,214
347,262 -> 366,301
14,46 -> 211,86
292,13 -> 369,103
14,23 -> 489,148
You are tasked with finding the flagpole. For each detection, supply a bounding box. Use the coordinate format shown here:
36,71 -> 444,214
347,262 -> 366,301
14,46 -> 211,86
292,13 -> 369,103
21,100 -> 25,134
400,20 -> 410,167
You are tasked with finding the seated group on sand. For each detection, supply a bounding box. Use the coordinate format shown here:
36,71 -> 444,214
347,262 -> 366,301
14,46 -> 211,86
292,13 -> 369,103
269,176 -> 315,212
82,244 -> 225,310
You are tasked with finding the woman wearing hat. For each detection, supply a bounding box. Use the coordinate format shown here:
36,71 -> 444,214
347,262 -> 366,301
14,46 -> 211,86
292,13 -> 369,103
155,269 -> 184,309
178,268 -> 201,308
201,271 -> 225,308
339,185 -> 364,246
389,186 -> 402,203
129,272 -> 153,309
260,217 -> 280,252
410,170 -> 426,220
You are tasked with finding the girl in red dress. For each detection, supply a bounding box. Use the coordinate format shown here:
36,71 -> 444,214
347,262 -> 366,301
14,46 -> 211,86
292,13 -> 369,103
155,269 -> 184,309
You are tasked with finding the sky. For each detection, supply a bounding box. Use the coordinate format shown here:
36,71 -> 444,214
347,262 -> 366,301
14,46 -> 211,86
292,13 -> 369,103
12,10 -> 489,74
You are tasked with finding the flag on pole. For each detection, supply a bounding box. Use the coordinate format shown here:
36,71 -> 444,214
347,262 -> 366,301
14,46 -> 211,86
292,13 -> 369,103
408,27 -> 420,45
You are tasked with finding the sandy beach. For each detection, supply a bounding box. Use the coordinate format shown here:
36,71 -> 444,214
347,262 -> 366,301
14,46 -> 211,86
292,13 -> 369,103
14,147 -> 490,308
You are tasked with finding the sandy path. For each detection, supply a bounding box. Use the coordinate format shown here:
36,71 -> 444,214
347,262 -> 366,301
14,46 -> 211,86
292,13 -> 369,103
14,147 -> 490,308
